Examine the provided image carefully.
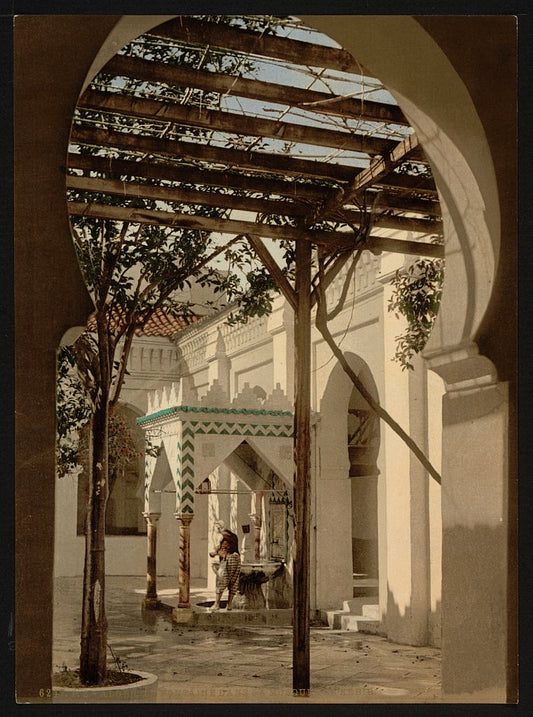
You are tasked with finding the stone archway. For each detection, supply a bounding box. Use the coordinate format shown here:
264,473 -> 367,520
316,353 -> 381,611
67,14 -> 510,699
14,14 -> 516,703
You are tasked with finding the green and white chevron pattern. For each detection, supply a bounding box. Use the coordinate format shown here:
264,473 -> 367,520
153,419 -> 292,513
189,421 -> 293,438
176,423 -> 195,515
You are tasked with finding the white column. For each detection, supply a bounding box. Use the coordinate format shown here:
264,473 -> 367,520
428,346 -> 510,699
379,254 -> 431,644
427,369 -> 444,646
206,326 -> 231,396
379,255 -> 410,639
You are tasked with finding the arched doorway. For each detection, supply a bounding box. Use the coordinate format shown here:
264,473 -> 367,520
347,383 -> 380,586
76,403 -> 146,536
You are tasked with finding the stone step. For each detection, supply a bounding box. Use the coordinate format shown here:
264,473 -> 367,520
353,618 -> 382,635
323,609 -> 348,629
324,600 -> 381,632
340,614 -> 380,632
342,597 -> 377,614
362,603 -> 380,619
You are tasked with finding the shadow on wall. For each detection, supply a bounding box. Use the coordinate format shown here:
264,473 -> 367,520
440,522 -> 509,696
382,590 -> 441,650
383,522 -> 509,696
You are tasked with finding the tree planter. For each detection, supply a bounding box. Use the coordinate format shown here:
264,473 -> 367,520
53,670 -> 158,703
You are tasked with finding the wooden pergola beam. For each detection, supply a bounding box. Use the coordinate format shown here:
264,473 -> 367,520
376,173 -> 438,197
245,234 -> 297,312
346,132 -> 423,198
79,88 -> 397,157
102,53 -> 409,126
67,200 -> 444,258
67,153 -> 438,211
67,174 -> 306,218
70,125 -> 357,183
150,17 -> 361,74
309,131 -> 423,223
372,191 -> 441,217
67,153 -> 329,203
66,175 -> 442,235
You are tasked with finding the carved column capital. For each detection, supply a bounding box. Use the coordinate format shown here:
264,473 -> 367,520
424,340 -> 498,393
174,512 -> 194,526
142,511 -> 161,526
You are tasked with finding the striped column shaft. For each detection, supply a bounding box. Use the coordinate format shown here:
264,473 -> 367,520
175,423 -> 194,609
144,450 -> 158,512
179,422 -> 195,515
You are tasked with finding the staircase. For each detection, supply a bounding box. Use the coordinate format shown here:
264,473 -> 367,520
322,597 -> 381,634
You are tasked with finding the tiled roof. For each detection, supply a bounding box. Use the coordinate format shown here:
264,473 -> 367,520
86,309 -> 199,338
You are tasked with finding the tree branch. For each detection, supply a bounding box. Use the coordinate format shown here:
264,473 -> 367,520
109,323 -> 136,409
96,221 -> 129,311
324,248 -> 363,322
245,233 -> 297,312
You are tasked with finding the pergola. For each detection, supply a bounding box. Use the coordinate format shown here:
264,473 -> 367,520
66,14 -> 444,694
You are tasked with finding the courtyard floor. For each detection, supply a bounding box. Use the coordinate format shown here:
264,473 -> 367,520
53,576 -> 442,704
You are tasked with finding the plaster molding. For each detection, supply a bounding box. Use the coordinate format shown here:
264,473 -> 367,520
424,340 -> 498,393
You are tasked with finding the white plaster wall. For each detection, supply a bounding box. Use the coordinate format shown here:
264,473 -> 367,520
54,468 -> 179,577
380,259 -> 414,642
155,490 -> 180,576
427,369 -> 444,646
232,354 -> 273,396
190,491 -> 209,580
54,473 -> 83,577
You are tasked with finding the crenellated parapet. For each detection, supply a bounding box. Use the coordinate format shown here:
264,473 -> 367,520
145,377 -> 292,416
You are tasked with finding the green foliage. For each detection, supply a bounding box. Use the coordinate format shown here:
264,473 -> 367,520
56,345 -> 92,478
56,342 -> 160,478
226,267 -> 281,325
395,161 -> 433,179
387,257 -> 444,370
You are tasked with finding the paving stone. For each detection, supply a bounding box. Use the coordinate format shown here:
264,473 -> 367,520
53,576 -> 441,703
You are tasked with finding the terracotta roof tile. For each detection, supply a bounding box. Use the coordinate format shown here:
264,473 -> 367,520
86,309 -> 199,338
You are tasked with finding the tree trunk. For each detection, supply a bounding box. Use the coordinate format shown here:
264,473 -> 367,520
79,392 -> 109,685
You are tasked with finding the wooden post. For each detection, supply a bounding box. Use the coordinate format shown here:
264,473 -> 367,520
293,237 -> 312,695
176,513 -> 194,608
143,512 -> 161,609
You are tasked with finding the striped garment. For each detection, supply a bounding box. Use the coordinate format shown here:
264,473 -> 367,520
215,552 -> 241,596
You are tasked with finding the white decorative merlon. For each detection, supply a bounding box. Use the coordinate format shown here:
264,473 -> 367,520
215,327 -> 227,358
168,381 -> 179,407
232,382 -> 262,409
145,376 -> 293,417
200,378 -> 231,408
263,382 -> 293,412
176,375 -> 198,406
